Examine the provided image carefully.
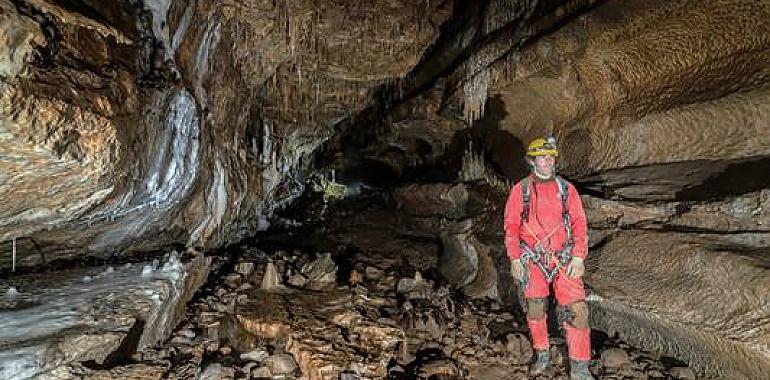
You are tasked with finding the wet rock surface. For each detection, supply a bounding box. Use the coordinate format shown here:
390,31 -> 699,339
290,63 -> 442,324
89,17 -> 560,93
0,250 -> 210,378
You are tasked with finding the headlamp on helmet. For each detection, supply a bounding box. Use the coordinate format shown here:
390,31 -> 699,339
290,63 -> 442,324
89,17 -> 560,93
526,136 -> 559,157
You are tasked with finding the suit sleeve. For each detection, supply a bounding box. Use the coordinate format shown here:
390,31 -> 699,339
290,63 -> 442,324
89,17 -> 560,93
503,183 -> 523,260
567,183 -> 588,259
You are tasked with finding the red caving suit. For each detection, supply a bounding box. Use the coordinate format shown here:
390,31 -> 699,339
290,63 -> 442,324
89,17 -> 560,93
504,175 -> 591,361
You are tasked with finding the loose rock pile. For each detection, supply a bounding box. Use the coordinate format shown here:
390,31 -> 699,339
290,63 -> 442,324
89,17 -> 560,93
26,245 -> 699,379
126,246 -> 700,379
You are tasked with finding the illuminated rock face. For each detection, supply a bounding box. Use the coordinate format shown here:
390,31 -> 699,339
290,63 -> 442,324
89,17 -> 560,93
2,0 -> 770,378
0,252 -> 210,379
0,0 -> 451,265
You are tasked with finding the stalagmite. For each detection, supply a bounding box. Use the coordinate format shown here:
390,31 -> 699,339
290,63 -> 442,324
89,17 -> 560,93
261,261 -> 283,290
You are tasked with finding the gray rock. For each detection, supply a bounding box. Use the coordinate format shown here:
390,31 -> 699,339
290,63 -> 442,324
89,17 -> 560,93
198,363 -> 223,380
240,349 -> 269,362
365,266 -> 383,280
236,262 -> 255,277
266,353 -> 298,375
301,252 -> 337,290
251,366 -> 272,378
396,277 -> 416,293
287,273 -> 307,287
0,255 -> 210,380
242,362 -> 257,375
601,348 -> 631,368
170,336 -> 193,345
669,366 -> 697,379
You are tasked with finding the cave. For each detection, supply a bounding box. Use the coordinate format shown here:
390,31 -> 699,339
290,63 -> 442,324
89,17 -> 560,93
1,0 -> 769,379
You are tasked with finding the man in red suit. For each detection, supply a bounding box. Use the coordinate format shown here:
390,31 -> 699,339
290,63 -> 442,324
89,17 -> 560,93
504,137 -> 594,380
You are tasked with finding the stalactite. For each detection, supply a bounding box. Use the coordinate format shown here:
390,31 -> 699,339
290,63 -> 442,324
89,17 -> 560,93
462,61 -> 490,125
459,141 -> 508,190
484,0 -> 525,34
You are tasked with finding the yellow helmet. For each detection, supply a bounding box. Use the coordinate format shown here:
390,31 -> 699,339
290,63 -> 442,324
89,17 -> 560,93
526,136 -> 558,157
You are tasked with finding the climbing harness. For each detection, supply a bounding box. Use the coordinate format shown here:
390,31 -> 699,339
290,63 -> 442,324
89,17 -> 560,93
518,176 -> 574,283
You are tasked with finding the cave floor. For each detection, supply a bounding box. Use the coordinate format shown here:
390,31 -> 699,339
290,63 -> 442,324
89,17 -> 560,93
0,216 -> 698,379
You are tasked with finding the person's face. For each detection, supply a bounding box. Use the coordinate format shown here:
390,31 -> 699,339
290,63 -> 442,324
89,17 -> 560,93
533,154 -> 556,176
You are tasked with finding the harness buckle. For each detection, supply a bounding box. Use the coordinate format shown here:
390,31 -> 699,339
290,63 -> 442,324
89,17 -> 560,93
520,241 -> 573,282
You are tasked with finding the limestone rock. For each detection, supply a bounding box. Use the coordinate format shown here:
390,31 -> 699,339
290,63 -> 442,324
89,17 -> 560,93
419,359 -> 459,378
505,333 -> 533,365
601,348 -> 632,368
198,363 -> 233,380
397,271 -> 432,299
236,262 -> 255,277
301,252 -> 338,290
669,367 -> 697,380
251,366 -> 272,378
265,353 -> 298,375
240,349 -> 269,362
0,254 -> 209,379
365,266 -> 383,280
260,262 -> 283,290
287,273 -> 308,288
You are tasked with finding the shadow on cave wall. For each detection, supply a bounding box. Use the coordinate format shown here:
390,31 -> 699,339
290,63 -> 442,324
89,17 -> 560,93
676,156 -> 770,202
470,95 -> 529,182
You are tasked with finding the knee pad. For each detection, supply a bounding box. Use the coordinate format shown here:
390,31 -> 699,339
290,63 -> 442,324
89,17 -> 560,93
527,298 -> 547,319
569,301 -> 590,329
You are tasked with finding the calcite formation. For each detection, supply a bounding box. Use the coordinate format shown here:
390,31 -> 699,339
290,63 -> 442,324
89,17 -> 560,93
0,251 -> 209,378
0,0 -> 451,266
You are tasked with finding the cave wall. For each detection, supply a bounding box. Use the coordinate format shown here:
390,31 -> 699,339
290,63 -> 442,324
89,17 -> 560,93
2,0 -> 770,378
320,0 -> 770,377
461,1 -> 770,377
0,0 -> 451,266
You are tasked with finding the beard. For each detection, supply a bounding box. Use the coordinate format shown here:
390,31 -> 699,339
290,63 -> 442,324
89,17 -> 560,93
533,164 -> 555,179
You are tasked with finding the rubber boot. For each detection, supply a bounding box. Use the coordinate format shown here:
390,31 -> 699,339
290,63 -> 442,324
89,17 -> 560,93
529,350 -> 551,376
569,359 -> 595,380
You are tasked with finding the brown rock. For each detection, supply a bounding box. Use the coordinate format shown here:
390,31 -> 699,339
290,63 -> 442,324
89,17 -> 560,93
251,366 -> 272,379
601,348 -> 631,368
365,266 -> 384,280
669,367 -> 697,380
349,268 -> 364,285
419,359 -> 459,378
265,353 -> 298,375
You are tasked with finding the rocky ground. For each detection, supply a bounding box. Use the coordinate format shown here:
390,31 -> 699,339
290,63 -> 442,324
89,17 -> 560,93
19,239 -> 697,380
0,179 -> 711,380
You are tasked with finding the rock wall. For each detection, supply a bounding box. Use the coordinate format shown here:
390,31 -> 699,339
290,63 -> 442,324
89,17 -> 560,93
0,0 -> 450,266
2,0 -> 770,377
461,2 -> 770,376
320,0 -> 770,377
